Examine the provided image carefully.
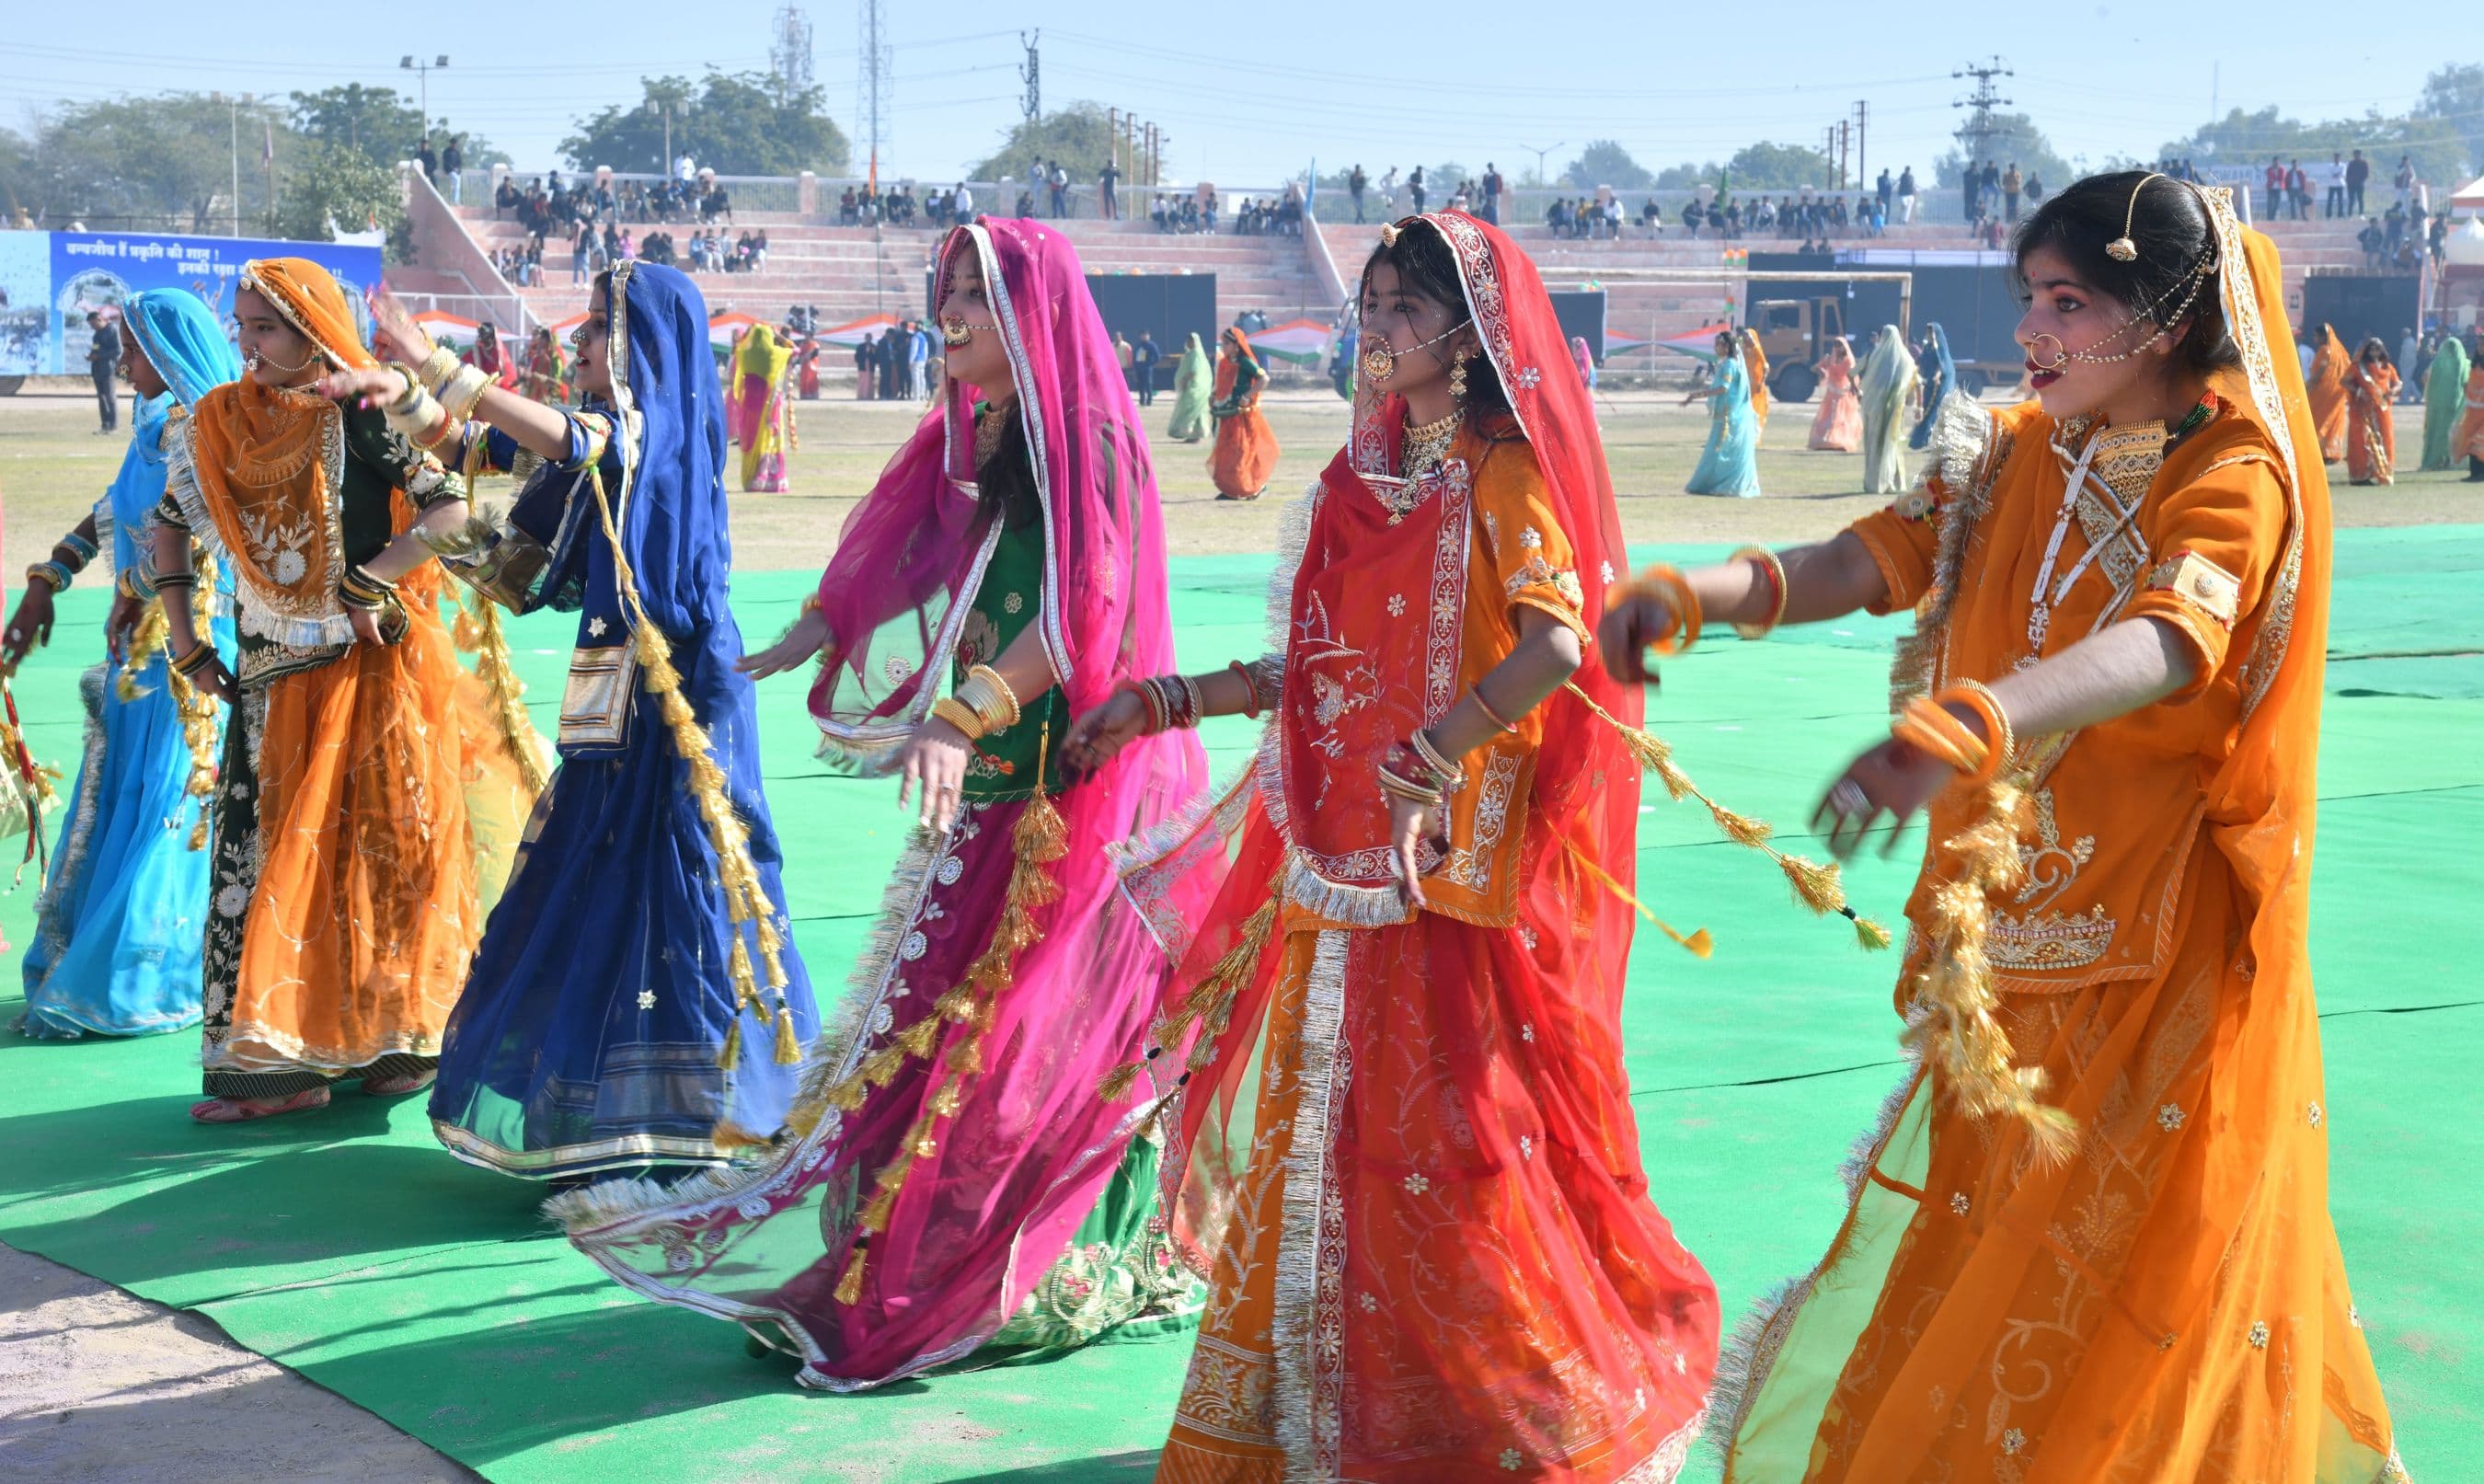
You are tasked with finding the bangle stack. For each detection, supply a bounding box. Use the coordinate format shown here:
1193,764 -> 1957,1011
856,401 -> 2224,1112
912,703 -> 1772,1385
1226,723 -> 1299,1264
1730,545 -> 1788,640
1890,683 -> 2014,787
415,344 -> 459,393
152,569 -> 196,595
1120,673 -> 1204,735
56,531 -> 100,571
114,566 -> 159,603
170,642 -> 219,678
1379,733 -> 1464,809
935,662 -> 1024,742
1626,565 -> 1704,656
337,563 -> 397,613
440,363 -> 493,422
26,561 -> 74,594
1226,658 -> 1280,719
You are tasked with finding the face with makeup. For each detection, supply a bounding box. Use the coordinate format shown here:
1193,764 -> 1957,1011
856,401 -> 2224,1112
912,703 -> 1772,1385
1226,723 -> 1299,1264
2013,244 -> 2191,423
233,288 -> 320,388
936,247 -> 1015,400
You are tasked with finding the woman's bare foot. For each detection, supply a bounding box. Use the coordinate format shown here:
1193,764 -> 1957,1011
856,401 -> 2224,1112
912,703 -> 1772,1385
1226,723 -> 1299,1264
189,1087 -> 330,1123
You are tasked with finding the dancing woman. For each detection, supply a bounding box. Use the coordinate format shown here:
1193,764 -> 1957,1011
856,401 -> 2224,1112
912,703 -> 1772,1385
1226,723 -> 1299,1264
151,259 -> 538,1122
2419,329 -> 2468,472
2341,337 -> 2398,486
1167,330 -> 1213,443
5,290 -> 237,1039
1857,324 -> 1919,493
1210,326 -> 1279,500
2305,323 -> 2350,463
1808,333 -> 1862,452
466,322 -> 518,392
519,326 -> 566,404
554,218 -> 1214,1386
1685,329 -> 1761,496
1741,326 -> 1772,431
731,322 -> 795,492
1906,320 -> 1955,449
1602,173 -> 2409,1482
307,264 -> 822,1182
1075,212 -> 1717,1483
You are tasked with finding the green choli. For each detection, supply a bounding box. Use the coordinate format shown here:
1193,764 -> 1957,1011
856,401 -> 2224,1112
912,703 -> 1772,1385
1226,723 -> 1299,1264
954,512 -> 1065,799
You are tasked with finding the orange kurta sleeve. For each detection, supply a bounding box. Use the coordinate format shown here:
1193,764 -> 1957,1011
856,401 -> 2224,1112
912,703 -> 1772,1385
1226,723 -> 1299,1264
2125,437 -> 2289,699
1468,435 -> 1589,647
1846,486 -> 1945,615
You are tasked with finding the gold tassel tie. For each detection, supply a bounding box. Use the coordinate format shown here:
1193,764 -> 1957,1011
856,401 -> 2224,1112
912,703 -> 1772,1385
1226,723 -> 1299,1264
456,585 -> 548,797
828,731 -> 1068,1304
117,604 -> 169,702
1100,884 -> 1281,1099
1562,837 -> 1712,958
1897,776 -> 2078,1160
1565,683 -> 1891,949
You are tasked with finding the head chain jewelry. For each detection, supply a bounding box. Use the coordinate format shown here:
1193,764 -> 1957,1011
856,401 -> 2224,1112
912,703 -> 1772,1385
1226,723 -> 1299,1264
2029,244 -> 2220,372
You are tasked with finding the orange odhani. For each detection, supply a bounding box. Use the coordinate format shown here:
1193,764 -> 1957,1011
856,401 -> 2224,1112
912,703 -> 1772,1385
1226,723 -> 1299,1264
1716,190 -> 2413,1481
2342,354 -> 2399,485
2304,322 -> 2350,463
160,258 -> 535,1102
1209,326 -> 1279,499
1128,213 -> 1716,1484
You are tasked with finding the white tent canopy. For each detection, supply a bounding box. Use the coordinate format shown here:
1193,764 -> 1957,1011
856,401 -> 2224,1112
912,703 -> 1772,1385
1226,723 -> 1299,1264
2451,174 -> 2484,210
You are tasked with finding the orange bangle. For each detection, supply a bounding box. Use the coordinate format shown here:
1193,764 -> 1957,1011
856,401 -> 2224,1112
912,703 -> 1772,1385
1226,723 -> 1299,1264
1630,565 -> 1703,656
1892,696 -> 1989,778
1934,681 -> 2014,785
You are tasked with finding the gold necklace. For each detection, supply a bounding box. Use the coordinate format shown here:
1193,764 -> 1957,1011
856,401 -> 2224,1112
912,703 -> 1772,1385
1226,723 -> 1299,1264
1399,407 -> 1461,483
973,400 -> 1014,466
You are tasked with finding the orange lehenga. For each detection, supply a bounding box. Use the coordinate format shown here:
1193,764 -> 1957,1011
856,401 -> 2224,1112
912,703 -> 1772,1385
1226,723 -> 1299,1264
1717,194 -> 2409,1482
2305,325 -> 2349,464
1127,213 -> 1716,1484
2344,361 -> 2398,484
160,259 -> 535,1099
1210,328 -> 1279,499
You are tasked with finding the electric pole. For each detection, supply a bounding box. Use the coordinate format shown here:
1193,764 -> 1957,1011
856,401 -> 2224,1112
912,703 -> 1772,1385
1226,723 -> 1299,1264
1951,56 -> 2014,172
856,0 -> 890,178
1019,30 -> 1041,122
1853,99 -> 1869,186
398,54 -> 448,138
770,6 -> 814,106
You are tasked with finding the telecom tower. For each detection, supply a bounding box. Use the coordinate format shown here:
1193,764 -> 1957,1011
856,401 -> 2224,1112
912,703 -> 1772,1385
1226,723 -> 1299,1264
771,6 -> 814,103
856,0 -> 891,176
1951,56 -> 2015,167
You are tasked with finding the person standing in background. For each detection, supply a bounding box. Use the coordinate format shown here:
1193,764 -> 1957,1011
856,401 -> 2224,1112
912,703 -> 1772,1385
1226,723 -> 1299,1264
85,311 -> 121,433
2326,153 -> 2348,217
443,134 -> 466,204
2345,149 -> 2369,214
1409,165 -> 1427,213
1898,164 -> 1917,224
1131,328 -> 1160,406
1348,163 -> 1368,224
2001,161 -> 2022,222
1099,157 -> 1120,221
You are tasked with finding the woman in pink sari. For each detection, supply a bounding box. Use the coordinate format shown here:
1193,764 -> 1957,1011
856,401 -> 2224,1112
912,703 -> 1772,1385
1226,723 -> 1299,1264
553,217 -> 1220,1387
1808,333 -> 1862,451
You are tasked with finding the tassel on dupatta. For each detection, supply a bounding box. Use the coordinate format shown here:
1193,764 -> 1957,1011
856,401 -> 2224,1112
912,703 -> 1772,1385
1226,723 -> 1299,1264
1563,682 -> 1892,949
450,582 -> 549,797
1098,877 -> 1282,1103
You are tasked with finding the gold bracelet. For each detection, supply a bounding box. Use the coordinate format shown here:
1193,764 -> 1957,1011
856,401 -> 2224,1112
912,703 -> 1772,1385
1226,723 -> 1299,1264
960,663 -> 1022,731
1408,727 -> 1468,786
1936,680 -> 2015,783
930,696 -> 986,741
440,363 -> 493,422
1730,545 -> 1788,640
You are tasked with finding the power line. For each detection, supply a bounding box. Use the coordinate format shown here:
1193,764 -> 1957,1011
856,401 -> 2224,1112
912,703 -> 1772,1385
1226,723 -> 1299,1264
855,0 -> 889,176
1951,55 -> 2015,166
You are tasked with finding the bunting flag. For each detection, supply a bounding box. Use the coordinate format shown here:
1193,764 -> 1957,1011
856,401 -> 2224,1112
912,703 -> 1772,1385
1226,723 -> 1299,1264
1657,321 -> 1739,362
1242,317 -> 1334,367
1603,329 -> 1652,357
409,309 -> 483,352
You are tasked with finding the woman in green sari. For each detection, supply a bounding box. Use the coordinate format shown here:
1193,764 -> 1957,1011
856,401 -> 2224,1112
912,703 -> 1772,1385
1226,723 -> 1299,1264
2422,331 -> 2471,471
1165,331 -> 1212,443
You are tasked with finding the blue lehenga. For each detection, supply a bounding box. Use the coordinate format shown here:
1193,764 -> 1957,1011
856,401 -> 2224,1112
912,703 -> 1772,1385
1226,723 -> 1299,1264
1686,351 -> 1762,497
428,262 -> 818,1182
18,291 -> 239,1041
1907,320 -> 1956,450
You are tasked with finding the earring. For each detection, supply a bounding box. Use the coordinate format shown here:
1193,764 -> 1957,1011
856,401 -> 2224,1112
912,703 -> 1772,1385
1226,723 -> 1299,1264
1448,351 -> 1469,401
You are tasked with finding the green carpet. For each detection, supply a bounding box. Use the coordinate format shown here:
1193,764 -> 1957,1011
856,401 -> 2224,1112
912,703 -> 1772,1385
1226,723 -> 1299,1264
1,529 -> 2477,1483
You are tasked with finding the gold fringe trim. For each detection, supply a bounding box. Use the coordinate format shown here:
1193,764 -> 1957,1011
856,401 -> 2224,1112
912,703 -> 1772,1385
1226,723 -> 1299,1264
581,467 -> 798,1065
452,584 -> 548,797
829,730 -> 1070,1306
1565,683 -> 1892,949
1897,775 -> 2078,1160
116,604 -> 169,703
1099,876 -> 1282,1101
111,555 -> 224,852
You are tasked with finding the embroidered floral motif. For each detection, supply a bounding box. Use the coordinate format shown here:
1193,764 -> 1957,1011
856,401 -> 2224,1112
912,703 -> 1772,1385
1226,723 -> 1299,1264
1516,367 -> 1541,389
637,989 -> 657,1010
2307,1101 -> 2323,1128
1387,593 -> 1407,617
1500,1447 -> 1526,1470
2001,1427 -> 2027,1455
2247,1320 -> 2270,1349
588,616 -> 607,638
1519,1134 -> 1534,1159
1520,1023 -> 1535,1043
1005,591 -> 1024,614
1950,1192 -> 1971,1215
2158,1102 -> 2186,1132
1989,788 -> 2117,971
1401,1172 -> 1431,1196
1357,1293 -> 1378,1313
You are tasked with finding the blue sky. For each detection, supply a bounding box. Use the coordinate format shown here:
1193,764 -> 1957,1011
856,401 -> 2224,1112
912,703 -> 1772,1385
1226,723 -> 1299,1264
0,4 -> 2467,188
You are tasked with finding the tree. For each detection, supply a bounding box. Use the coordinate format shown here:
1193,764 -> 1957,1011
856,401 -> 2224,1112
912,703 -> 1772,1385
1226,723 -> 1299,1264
2416,63 -> 2484,180
972,102 -> 1119,186
562,72 -> 849,176
290,86 -> 423,167
1722,141 -> 1836,192
1562,141 -> 1653,191
19,93 -> 284,232
1937,112 -> 2075,191
2158,105 -> 2467,196
274,141 -> 413,263
1653,160 -> 1720,190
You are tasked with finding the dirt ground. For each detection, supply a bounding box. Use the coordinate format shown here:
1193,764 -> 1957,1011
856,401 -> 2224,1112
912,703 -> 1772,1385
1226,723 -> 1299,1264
2,386 -> 2470,574
0,1240 -> 477,1482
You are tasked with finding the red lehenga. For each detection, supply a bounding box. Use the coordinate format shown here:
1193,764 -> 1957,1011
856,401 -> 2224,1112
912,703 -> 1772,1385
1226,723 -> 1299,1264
1122,212 -> 1717,1483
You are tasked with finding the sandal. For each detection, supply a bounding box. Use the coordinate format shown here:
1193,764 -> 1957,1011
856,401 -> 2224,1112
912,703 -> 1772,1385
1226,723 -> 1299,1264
362,1068 -> 438,1098
190,1087 -> 330,1123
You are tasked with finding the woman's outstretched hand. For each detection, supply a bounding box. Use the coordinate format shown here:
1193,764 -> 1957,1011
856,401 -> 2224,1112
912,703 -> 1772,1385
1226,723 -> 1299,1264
739,608 -> 830,677
1811,738 -> 1951,860
316,366 -> 407,409
1596,590 -> 1682,686
365,288 -> 435,367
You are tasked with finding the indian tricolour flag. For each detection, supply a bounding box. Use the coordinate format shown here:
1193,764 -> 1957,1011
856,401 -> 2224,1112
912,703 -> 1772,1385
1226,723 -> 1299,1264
1245,318 -> 1333,367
